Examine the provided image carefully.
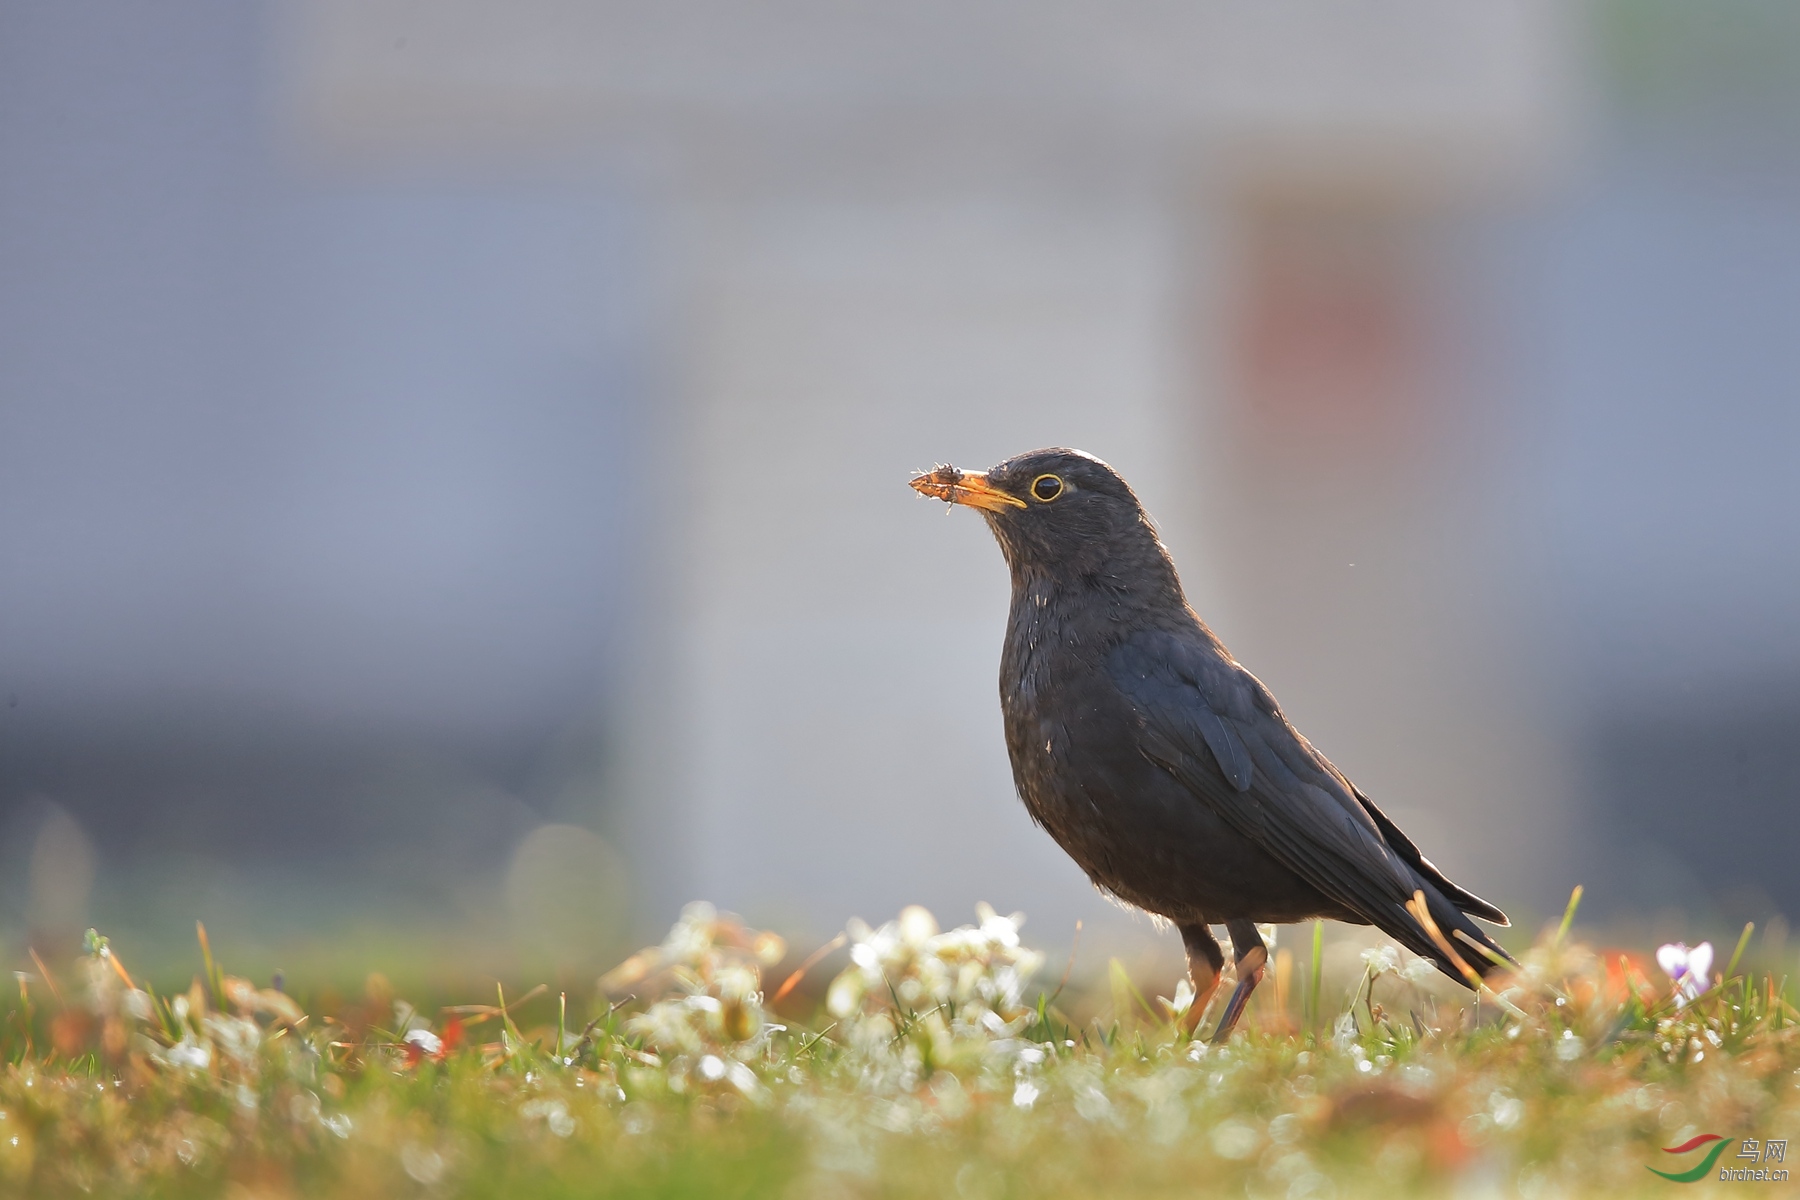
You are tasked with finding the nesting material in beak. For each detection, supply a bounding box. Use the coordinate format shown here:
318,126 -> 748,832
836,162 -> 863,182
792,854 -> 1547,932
910,466 -> 1026,513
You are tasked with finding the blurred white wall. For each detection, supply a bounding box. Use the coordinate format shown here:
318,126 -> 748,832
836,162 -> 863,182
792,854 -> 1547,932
0,0 -> 646,967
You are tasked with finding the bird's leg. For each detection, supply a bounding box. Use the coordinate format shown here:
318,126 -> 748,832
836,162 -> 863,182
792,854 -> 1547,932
1177,922 -> 1225,1035
1210,920 -> 1270,1043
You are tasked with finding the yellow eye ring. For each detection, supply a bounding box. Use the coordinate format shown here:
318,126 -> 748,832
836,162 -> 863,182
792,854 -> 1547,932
1030,474 -> 1064,502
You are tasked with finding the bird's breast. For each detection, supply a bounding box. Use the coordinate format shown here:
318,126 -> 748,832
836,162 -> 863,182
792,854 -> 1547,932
997,598 -> 1144,846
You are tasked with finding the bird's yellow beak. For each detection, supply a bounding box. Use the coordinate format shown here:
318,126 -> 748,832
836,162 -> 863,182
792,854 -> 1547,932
910,467 -> 1027,513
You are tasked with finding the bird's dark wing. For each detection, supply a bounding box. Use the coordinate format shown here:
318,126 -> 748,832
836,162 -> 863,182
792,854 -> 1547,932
1107,630 -> 1511,979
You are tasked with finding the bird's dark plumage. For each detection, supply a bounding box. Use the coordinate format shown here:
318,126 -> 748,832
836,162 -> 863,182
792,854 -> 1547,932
910,448 -> 1511,1036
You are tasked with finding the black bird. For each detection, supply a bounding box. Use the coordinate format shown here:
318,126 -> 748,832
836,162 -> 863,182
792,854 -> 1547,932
910,448 -> 1511,1040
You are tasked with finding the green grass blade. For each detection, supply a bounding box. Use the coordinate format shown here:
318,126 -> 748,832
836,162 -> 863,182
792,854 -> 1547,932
1723,921 -> 1755,981
1554,885 -> 1583,947
1308,921 -> 1324,1032
196,921 -> 225,1012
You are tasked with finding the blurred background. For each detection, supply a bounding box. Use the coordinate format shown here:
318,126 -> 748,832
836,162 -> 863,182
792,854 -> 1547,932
2,0 -> 1796,987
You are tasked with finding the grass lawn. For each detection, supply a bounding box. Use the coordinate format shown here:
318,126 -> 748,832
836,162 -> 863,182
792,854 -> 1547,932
2,893 -> 1795,1198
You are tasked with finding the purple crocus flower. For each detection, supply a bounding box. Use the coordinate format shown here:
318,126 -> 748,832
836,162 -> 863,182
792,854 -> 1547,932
1656,941 -> 1714,1007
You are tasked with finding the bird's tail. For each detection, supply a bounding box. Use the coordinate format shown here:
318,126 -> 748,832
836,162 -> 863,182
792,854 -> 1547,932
1382,881 -> 1514,989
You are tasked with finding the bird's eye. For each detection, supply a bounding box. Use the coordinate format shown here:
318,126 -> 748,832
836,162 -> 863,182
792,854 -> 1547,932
1031,474 -> 1064,502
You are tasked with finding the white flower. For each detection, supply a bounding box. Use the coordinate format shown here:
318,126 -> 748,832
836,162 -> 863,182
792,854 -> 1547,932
974,903 -> 1025,949
1360,945 -> 1400,976
164,1039 -> 211,1070
825,971 -> 866,1018
1655,942 -> 1713,1006
627,999 -> 704,1055
1170,977 -> 1195,1013
403,1029 -> 442,1056
1401,954 -> 1440,985
202,1015 -> 262,1066
898,905 -> 939,946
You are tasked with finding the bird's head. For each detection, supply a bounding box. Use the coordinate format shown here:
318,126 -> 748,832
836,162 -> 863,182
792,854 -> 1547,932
910,448 -> 1178,590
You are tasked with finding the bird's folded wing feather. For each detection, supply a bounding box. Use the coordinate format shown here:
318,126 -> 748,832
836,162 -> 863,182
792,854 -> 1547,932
1350,784 -> 1508,926
1107,631 -> 1423,931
